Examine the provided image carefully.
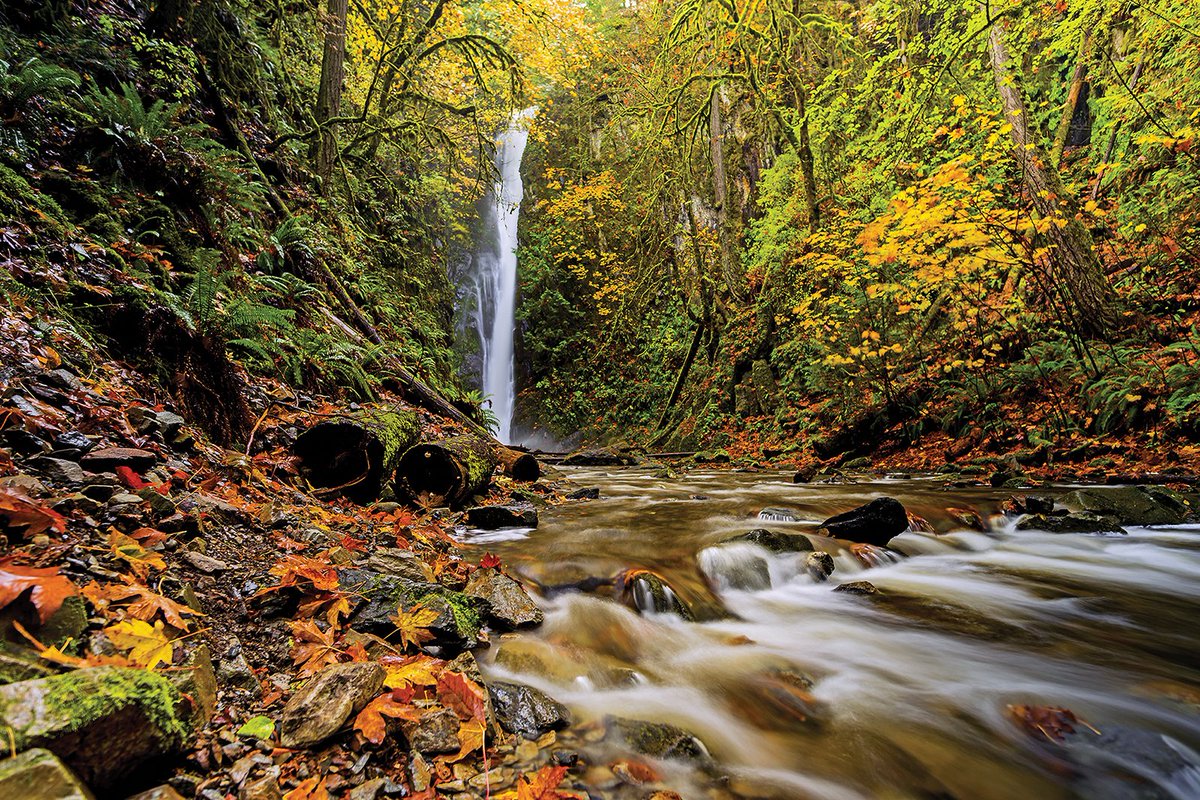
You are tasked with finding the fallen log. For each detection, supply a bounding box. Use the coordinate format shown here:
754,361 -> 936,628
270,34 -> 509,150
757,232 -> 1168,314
498,446 -> 539,482
293,408 -> 420,503
395,435 -> 498,507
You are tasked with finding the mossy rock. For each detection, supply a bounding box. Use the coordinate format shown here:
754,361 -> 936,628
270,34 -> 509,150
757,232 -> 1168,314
0,667 -> 191,790
606,717 -> 711,764
340,569 -> 484,653
0,748 -> 94,800
725,528 -> 814,554
1063,487 -> 1188,526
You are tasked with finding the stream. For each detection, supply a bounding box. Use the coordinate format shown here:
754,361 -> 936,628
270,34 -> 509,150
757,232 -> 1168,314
456,467 -> 1200,800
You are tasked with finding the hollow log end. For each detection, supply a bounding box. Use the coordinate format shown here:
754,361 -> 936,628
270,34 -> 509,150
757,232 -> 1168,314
508,452 -> 540,482
293,420 -> 383,503
396,443 -> 464,507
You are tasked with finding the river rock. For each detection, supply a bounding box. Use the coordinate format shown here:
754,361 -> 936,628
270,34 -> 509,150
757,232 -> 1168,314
465,571 -> 543,629
561,448 -> 636,466
804,552 -> 835,582
819,497 -> 909,545
365,548 -> 431,582
182,551 -> 229,573
727,528 -> 814,553
0,667 -> 191,789
488,681 -> 570,740
1056,722 -> 1200,799
1016,512 -> 1126,535
834,580 -> 879,595
0,747 -> 93,800
31,457 -> 85,485
400,707 -> 461,754
0,473 -> 47,494
606,717 -> 710,764
79,446 -> 157,472
1063,486 -> 1191,526
341,569 -> 484,651
565,487 -> 600,500
280,662 -> 385,748
465,505 -> 538,529
697,543 -> 772,591
757,507 -> 800,522
169,645 -> 218,729
620,570 -> 694,620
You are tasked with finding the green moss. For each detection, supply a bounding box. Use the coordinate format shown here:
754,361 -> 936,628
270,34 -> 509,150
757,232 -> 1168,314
6,668 -> 190,750
0,162 -> 69,234
419,591 -> 481,640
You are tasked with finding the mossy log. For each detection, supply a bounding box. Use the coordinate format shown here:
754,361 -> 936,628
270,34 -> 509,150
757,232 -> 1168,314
498,446 -> 539,482
395,435 -> 498,507
294,408 -> 420,503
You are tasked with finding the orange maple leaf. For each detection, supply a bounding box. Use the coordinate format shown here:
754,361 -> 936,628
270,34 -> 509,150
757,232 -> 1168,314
437,670 -> 487,724
0,487 -> 66,537
390,604 -> 438,651
82,579 -> 201,629
352,690 -> 422,744
266,554 -> 340,592
0,561 -> 78,624
289,619 -> 341,674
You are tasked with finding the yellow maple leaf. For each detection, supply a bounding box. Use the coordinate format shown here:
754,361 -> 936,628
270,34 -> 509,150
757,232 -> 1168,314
108,529 -> 166,578
104,619 -> 174,668
382,654 -> 443,689
390,604 -> 438,651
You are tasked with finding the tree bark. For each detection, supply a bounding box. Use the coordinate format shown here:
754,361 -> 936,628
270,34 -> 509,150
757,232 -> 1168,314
314,0 -> 349,192
293,408 -> 421,503
395,435 -> 498,507
1091,55 -> 1145,200
1051,28 -> 1092,167
988,23 -> 1116,337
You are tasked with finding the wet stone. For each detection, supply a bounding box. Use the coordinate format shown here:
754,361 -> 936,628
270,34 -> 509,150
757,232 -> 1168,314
566,487 -> 600,500
819,497 -> 909,545
465,571 -> 543,629
400,707 -> 461,754
465,505 -> 538,529
834,580 -> 879,595
1016,512 -> 1126,535
488,681 -> 571,740
0,747 -> 93,800
365,548 -> 431,582
757,507 -> 800,522
32,456 -> 85,485
804,552 -> 835,582
1064,486 -> 1190,526
80,446 -> 157,472
727,528 -> 814,553
280,662 -> 385,748
606,717 -> 710,764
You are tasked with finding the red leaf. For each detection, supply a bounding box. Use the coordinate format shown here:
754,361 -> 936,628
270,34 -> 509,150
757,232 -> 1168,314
437,671 -> 487,724
480,553 -> 502,569
115,466 -> 148,491
0,487 -> 66,537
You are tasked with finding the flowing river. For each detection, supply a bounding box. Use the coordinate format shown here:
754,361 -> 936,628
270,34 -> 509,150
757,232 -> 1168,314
456,467 -> 1200,800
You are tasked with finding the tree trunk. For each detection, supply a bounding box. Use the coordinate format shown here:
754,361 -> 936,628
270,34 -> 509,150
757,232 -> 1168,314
293,408 -> 421,503
1052,28 -> 1092,166
314,0 -> 348,192
1092,54 -> 1145,200
497,447 -> 540,482
395,436 -> 498,507
796,87 -> 820,230
988,23 -> 1116,337
709,91 -> 741,300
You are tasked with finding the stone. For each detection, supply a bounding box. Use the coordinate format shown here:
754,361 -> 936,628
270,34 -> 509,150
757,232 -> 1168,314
182,551 -> 229,574
726,528 -> 813,553
51,431 -> 94,457
365,548 -> 432,583
32,457 -> 86,485
138,488 -> 177,517
464,505 -> 538,529
349,778 -> 387,800
1063,486 -> 1189,526
79,447 -> 157,472
36,595 -> 87,647
280,662 -> 385,748
606,717 -> 710,764
0,667 -> 191,790
341,569 -> 483,651
127,787 -> 186,800
621,571 -> 693,619
43,369 -> 82,392
565,487 -> 600,500
217,640 -> 259,692
487,682 -> 570,741
834,580 -> 879,595
0,747 -> 94,800
240,776 -> 283,800
400,707 -> 461,754
561,448 -> 636,467
0,642 -> 55,686
819,497 -> 909,545
804,552 -> 835,582
757,507 -> 799,522
1024,495 -> 1056,514
156,412 -> 186,440
0,473 -> 47,494
697,544 -> 772,592
1016,512 -> 1126,535
109,492 -> 146,506
465,571 -> 543,629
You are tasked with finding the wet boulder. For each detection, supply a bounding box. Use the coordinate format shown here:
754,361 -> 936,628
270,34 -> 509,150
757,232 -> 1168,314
725,528 -> 814,553
0,667 -> 191,790
697,543 -> 772,592
804,552 -> 835,582
341,569 -> 484,652
465,570 -> 543,629
606,717 -> 710,764
819,497 -> 909,545
618,570 -> 694,620
757,507 -> 799,522
561,448 -> 636,467
464,505 -> 538,529
0,748 -> 93,800
280,662 -> 385,748
1063,486 -> 1191,526
1016,512 -> 1126,535
834,580 -> 879,595
565,486 -> 600,500
488,681 -> 571,740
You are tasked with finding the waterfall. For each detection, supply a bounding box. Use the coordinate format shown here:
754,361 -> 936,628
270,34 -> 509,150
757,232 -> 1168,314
469,109 -> 534,444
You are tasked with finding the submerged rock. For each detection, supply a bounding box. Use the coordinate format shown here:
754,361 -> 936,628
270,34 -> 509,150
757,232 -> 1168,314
819,497 -> 909,545
606,717 -> 710,764
757,507 -> 799,522
488,681 -> 571,740
565,486 -> 600,500
726,528 -> 814,553
0,748 -> 93,800
618,570 -> 694,620
0,667 -> 191,789
465,505 -> 538,529
464,570 -> 543,629
697,543 -> 772,592
280,662 -> 385,748
834,580 -> 879,595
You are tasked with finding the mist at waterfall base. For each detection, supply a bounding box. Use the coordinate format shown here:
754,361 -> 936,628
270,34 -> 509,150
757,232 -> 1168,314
454,469 -> 1200,800
461,109 -> 537,446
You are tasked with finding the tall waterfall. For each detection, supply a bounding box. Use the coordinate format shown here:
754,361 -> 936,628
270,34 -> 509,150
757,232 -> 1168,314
469,109 -> 534,444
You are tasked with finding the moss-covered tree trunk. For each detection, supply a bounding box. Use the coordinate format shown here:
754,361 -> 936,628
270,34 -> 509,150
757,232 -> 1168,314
313,0 -> 348,192
395,435 -> 498,507
293,408 -> 420,503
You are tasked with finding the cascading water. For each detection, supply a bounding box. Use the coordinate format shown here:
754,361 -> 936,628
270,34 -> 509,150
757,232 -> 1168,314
468,109 -> 534,444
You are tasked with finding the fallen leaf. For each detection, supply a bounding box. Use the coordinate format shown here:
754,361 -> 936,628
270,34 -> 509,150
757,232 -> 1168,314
445,718 -> 485,762
438,670 -> 487,724
495,765 -> 573,800
391,604 -> 438,651
381,654 -> 443,689
237,715 -> 276,740
289,619 -> 341,675
282,777 -> 329,800
480,553 -> 502,569
82,580 -> 201,628
0,562 -> 78,623
104,618 -> 174,668
108,529 -> 166,578
1006,704 -> 1099,742
0,487 -> 66,537
353,691 -> 422,744
267,554 -> 339,592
